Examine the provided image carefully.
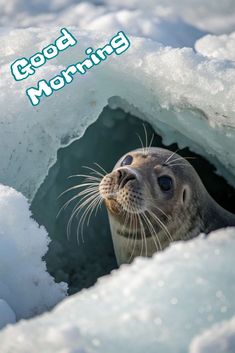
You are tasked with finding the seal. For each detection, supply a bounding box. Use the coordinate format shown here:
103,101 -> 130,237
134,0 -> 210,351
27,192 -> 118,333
99,147 -> 235,265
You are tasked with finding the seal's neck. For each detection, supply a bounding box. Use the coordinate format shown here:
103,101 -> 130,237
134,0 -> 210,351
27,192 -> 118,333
202,195 -> 235,234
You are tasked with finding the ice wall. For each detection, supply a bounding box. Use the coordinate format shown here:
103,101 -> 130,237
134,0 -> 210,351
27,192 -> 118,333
0,228 -> 235,353
1,27 -> 235,201
0,185 -> 67,325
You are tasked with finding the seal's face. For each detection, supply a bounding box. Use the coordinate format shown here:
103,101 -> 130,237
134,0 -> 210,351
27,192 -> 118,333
99,147 -> 204,264
99,148 -> 191,224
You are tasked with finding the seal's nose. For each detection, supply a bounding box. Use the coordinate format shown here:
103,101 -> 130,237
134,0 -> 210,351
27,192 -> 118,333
117,168 -> 136,188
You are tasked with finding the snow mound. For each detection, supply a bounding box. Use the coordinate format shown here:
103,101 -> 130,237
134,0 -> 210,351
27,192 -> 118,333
190,316 -> 235,353
195,32 -> 235,61
102,0 -> 235,34
1,0 -> 235,34
0,228 -> 235,353
0,185 -> 67,323
0,2 -> 205,48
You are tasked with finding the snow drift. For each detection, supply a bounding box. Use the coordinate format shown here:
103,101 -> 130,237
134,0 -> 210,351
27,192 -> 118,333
0,185 -> 67,327
1,228 -> 235,353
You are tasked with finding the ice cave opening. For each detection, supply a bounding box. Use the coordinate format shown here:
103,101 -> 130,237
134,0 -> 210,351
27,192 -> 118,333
31,105 -> 235,295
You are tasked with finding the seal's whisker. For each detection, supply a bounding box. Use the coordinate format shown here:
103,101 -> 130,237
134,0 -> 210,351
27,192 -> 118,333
86,195 -> 102,226
121,200 -> 131,237
135,132 -> 145,155
127,209 -> 134,250
148,133 -> 154,152
68,191 -> 100,243
95,196 -> 103,217
66,202 -> 79,240
77,195 -> 102,243
127,211 -> 136,261
143,123 -> 148,155
128,212 -> 141,263
93,162 -> 108,175
167,156 -> 196,165
140,211 -> 149,258
141,212 -> 160,252
57,193 -> 83,218
150,203 -> 170,220
74,196 -> 100,244
82,165 -> 105,178
166,163 -> 189,167
148,209 -> 173,244
124,199 -> 132,247
75,186 -> 100,199
163,148 -> 181,165
167,156 -> 196,167
66,190 -> 100,241
136,213 -> 141,254
74,189 -> 100,215
57,182 -> 99,200
67,174 -> 102,181
147,209 -> 171,241
142,213 -> 148,257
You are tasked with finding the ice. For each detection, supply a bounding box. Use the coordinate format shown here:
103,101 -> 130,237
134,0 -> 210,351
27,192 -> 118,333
0,228 -> 235,352
0,300 -> 16,329
0,184 -> 67,322
195,32 -> 235,61
190,316 -> 235,353
1,27 -> 235,200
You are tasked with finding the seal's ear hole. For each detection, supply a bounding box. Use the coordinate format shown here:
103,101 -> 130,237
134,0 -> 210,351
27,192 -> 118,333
182,186 -> 190,205
182,189 -> 186,203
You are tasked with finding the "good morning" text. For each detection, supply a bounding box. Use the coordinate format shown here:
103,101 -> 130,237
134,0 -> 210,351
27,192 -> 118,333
10,29 -> 131,106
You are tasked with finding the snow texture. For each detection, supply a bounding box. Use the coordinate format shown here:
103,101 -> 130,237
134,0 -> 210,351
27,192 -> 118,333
1,0 -> 235,34
0,228 -> 235,353
0,185 -> 67,323
195,32 -> 235,61
190,316 -> 235,353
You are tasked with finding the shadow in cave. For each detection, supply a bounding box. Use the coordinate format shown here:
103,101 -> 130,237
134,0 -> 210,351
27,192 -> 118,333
31,106 -> 235,295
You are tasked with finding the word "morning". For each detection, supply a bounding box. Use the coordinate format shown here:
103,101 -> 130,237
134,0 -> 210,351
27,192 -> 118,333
10,29 -> 130,106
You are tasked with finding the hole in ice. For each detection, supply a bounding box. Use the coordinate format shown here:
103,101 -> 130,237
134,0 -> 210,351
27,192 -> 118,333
31,106 -> 235,295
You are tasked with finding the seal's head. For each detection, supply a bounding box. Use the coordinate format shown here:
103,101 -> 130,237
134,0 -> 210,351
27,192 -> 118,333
99,147 -> 211,264
99,147 -> 198,226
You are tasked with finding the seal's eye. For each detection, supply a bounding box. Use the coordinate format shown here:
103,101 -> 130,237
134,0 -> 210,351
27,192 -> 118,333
121,155 -> 133,166
158,175 -> 173,191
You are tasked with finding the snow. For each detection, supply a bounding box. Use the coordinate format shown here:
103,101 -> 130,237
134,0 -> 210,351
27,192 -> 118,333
0,185 -> 67,323
195,32 -> 235,61
0,228 -> 235,352
0,2 -> 206,48
190,316 -> 235,353
1,0 -> 235,34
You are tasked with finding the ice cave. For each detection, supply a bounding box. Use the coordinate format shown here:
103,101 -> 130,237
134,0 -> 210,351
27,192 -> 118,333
0,1 -> 235,352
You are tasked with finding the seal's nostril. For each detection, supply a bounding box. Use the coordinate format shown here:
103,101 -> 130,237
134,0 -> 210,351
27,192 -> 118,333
117,169 -> 136,188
